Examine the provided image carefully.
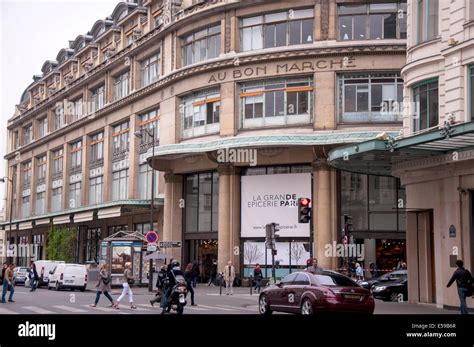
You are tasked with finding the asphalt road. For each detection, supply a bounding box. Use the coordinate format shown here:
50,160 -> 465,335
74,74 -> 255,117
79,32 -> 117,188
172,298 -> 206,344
0,283 -> 458,315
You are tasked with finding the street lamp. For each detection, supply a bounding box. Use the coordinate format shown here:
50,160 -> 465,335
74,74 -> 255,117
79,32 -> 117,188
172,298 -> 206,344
0,176 -> 14,263
134,127 -> 156,291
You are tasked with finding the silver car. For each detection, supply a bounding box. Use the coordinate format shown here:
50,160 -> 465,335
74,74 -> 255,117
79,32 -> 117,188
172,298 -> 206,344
13,267 -> 30,285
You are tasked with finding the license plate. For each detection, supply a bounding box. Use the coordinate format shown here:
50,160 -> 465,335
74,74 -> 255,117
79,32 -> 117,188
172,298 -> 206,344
344,294 -> 361,300
65,280 -> 73,284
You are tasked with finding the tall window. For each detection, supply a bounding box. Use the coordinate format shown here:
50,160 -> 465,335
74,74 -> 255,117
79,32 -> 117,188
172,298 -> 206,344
138,109 -> 160,146
338,2 -> 407,41
72,97 -> 83,122
38,117 -> 48,138
138,163 -> 159,199
13,131 -> 19,150
338,73 -> 403,123
240,77 -> 313,128
69,182 -> 81,209
91,85 -> 105,112
185,172 -> 218,233
112,169 -> 128,200
23,124 -> 33,145
90,132 -> 104,165
141,53 -> 160,86
113,71 -> 130,100
417,0 -> 438,43
21,196 -> 30,219
112,121 -> 130,154
70,140 -> 82,172
54,107 -> 65,130
182,25 -> 221,66
413,80 -> 438,132
36,155 -> 46,183
22,161 -> 32,187
241,9 -> 314,51
52,148 -> 64,177
35,192 -> 45,215
182,89 -> 220,138
89,176 -> 103,205
51,187 -> 62,212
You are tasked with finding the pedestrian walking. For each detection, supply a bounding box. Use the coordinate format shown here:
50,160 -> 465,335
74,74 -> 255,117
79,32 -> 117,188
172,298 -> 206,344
1,263 -> 15,303
355,263 -> 364,281
114,262 -> 136,309
0,263 -> 7,285
447,259 -> 473,315
150,265 -> 168,306
90,263 -> 115,308
253,263 -> 263,293
191,261 -> 200,288
223,260 -> 235,295
208,259 -> 217,286
184,263 -> 196,306
28,261 -> 39,292
369,262 -> 378,278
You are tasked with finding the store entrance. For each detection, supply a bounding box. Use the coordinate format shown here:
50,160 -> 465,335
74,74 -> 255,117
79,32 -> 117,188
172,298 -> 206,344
185,239 -> 218,283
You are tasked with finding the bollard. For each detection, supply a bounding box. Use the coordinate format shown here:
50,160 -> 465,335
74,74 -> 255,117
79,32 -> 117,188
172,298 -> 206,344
249,274 -> 253,296
219,273 -> 223,296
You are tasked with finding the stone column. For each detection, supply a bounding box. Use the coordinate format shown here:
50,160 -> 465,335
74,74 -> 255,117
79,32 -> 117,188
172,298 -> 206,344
81,135 -> 89,206
163,173 -> 183,261
312,159 -> 333,270
103,125 -> 112,202
128,114 -> 138,199
364,238 -> 376,278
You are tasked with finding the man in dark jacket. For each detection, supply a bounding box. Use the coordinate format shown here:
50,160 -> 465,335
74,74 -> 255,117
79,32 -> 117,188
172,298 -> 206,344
191,262 -> 200,288
150,265 -> 168,307
447,259 -> 473,314
161,260 -> 184,314
0,263 -> 7,285
208,259 -> 217,286
29,262 -> 39,292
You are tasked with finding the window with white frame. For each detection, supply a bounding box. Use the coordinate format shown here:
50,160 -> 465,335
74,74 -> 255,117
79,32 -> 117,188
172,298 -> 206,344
91,85 -> 105,112
240,77 -> 313,128
73,97 -> 83,122
54,106 -> 65,130
138,163 -> 159,200
240,9 -> 314,51
113,71 -> 130,100
138,108 -> 160,146
90,132 -> 104,164
35,192 -> 45,215
141,53 -> 160,87
338,2 -> 407,41
21,196 -> 30,218
112,121 -> 130,154
182,88 -> 220,138
52,148 -> 63,176
22,161 -> 32,187
69,182 -> 81,209
182,25 -> 220,66
338,73 -> 403,123
413,79 -> 438,132
112,169 -> 128,200
89,176 -> 103,205
23,124 -> 33,145
36,155 -> 46,183
70,140 -> 82,171
38,117 -> 48,138
51,187 -> 62,212
416,0 -> 438,43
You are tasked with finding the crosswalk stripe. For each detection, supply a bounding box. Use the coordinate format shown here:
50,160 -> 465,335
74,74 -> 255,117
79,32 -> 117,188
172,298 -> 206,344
116,305 -> 150,311
216,304 -> 256,312
23,306 -> 56,314
185,306 -> 209,311
82,305 -> 128,314
136,303 -> 155,308
53,305 -> 88,313
0,307 -> 19,314
196,304 -> 234,311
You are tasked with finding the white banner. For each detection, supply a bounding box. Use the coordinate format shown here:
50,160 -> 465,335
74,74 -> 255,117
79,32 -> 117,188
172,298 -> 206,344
241,173 -> 311,237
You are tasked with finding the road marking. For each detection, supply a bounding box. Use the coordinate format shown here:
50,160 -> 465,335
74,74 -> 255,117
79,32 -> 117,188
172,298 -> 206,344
216,304 -> 256,312
117,305 -> 150,312
0,307 -> 19,314
185,306 -> 209,311
82,305 -> 128,314
195,304 -> 234,311
136,304 -> 155,308
22,306 -> 56,314
53,305 -> 88,313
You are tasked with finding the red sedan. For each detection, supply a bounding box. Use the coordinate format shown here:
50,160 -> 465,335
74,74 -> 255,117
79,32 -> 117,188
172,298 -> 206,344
258,271 -> 375,315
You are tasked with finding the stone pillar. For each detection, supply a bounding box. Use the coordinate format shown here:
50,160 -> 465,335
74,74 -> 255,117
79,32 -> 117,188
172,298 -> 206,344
103,125 -> 112,202
128,114 -> 138,199
312,159 -> 332,270
364,238 -> 377,278
314,71 -> 336,130
219,81 -> 236,137
163,173 -> 183,261
81,135 -> 89,206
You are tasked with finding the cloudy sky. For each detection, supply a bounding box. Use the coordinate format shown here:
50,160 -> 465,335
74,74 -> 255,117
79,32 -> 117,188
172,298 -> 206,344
0,0 -> 119,210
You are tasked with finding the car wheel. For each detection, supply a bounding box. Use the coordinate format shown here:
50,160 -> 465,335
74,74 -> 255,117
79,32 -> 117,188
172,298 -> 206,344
258,295 -> 272,315
389,292 -> 398,302
48,285 -> 52,290
301,298 -> 314,315
80,286 -> 86,292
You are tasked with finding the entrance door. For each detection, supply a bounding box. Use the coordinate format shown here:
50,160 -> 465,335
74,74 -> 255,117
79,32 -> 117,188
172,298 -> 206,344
185,239 -> 218,283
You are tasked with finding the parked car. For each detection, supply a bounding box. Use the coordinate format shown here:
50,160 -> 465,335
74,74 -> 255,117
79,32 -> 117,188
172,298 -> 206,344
371,279 -> 408,302
258,271 -> 374,315
47,263 -> 87,292
34,260 -> 65,287
13,267 -> 29,285
358,270 -> 408,290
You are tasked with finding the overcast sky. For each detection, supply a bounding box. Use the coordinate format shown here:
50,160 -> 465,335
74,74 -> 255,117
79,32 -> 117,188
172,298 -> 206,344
0,0 -> 119,210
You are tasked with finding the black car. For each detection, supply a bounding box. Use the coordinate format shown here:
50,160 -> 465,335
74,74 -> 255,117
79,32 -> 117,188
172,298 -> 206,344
371,279 -> 408,302
358,270 -> 407,290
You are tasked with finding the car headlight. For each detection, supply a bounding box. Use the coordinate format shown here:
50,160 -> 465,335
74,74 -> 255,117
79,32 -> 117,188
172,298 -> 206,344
373,286 -> 387,292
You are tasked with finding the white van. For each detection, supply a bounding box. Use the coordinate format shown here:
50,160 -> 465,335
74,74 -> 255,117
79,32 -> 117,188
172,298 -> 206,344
34,260 -> 65,287
48,263 -> 87,292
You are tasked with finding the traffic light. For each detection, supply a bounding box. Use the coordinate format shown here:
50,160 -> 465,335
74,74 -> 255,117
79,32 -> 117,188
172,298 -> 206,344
265,223 -> 280,249
298,197 -> 311,223
272,223 -> 280,240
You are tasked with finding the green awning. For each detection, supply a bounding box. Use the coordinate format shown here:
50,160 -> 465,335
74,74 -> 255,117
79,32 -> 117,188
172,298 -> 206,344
328,121 -> 474,176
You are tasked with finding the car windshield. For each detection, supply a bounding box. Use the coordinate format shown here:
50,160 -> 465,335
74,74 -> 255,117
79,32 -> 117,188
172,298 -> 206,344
314,273 -> 359,287
20,268 -> 29,272
380,270 -> 407,280
66,266 -> 85,275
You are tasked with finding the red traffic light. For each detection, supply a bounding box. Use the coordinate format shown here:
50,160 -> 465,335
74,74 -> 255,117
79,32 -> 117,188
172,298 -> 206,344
300,198 -> 310,206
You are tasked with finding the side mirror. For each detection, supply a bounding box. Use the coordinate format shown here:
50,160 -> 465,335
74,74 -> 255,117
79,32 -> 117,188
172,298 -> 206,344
49,270 -> 54,275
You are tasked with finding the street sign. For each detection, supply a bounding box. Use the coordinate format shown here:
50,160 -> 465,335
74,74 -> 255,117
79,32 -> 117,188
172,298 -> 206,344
147,244 -> 157,252
146,231 -> 158,243
159,241 -> 181,248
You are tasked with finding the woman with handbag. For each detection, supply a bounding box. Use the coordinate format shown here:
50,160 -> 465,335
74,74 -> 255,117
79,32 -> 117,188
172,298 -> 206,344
90,263 -> 115,308
114,262 -> 136,309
